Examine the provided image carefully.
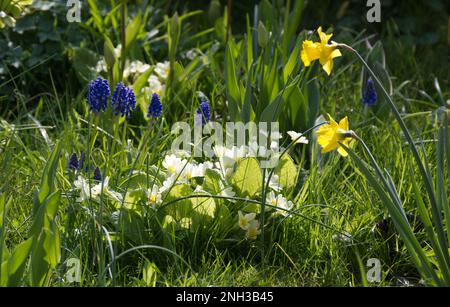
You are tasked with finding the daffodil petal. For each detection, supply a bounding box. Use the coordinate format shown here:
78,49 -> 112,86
338,116 -> 349,131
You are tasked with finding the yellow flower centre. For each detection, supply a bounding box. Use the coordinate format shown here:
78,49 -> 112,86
149,194 -> 157,204
247,227 -> 258,239
239,217 -> 248,228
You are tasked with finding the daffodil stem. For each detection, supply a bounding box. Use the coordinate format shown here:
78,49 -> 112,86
346,45 -> 449,265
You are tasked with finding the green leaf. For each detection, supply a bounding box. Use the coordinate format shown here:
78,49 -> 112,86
125,13 -> 142,51
166,184 -> 193,219
120,209 -> 146,244
30,191 -> 61,286
34,142 -> 61,214
132,66 -> 153,95
70,47 -> 99,83
281,0 -> 304,54
231,158 -> 262,197
203,169 -> 223,194
6,238 -> 33,287
142,261 -> 158,287
225,43 -> 241,120
275,155 -> 298,191
103,36 -> 117,69
241,63 -> 254,122
191,195 -> 216,219
260,77 -> 298,123
283,36 -> 301,82
168,13 -> 181,67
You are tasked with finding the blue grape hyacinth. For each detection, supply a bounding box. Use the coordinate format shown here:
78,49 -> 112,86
68,153 -> 79,170
87,77 -> 110,113
94,166 -> 102,181
363,78 -> 377,107
196,98 -> 211,127
147,93 -> 163,118
111,82 -> 136,120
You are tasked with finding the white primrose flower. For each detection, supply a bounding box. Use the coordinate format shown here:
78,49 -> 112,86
219,181 -> 236,201
246,220 -> 261,240
238,211 -> 256,230
123,60 -> 151,80
146,185 -> 162,206
95,58 -> 107,73
181,162 -> 205,180
74,175 -> 90,202
159,174 -> 176,194
287,131 -> 309,144
146,74 -> 164,96
114,44 -> 122,58
91,176 -> 123,203
265,174 -> 283,192
75,176 -> 123,203
162,154 -> 186,176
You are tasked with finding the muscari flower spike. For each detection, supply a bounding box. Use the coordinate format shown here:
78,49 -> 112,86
363,77 -> 377,107
69,153 -> 79,170
87,77 -> 110,113
94,166 -> 102,181
111,82 -> 136,120
196,98 -> 211,127
147,93 -> 163,118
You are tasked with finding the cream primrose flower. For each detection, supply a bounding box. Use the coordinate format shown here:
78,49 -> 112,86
74,175 -> 91,202
114,44 -> 122,58
287,131 -> 309,144
238,210 -> 256,230
91,176 -> 123,203
163,154 -> 186,177
95,58 -> 107,73
213,145 -> 243,179
154,61 -> 170,80
181,162 -> 206,180
265,174 -> 283,192
246,220 -> 261,240
147,185 -> 162,206
123,60 -> 151,81
159,175 -> 176,194
219,180 -> 236,201
146,74 -> 164,95
266,191 -> 293,217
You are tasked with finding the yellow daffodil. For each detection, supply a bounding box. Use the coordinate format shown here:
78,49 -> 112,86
300,40 -> 321,67
317,114 -> 353,157
301,27 -> 342,75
